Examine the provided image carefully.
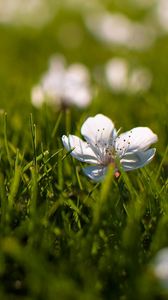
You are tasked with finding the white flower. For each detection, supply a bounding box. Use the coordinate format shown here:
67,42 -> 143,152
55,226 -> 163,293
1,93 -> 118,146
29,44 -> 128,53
62,114 -> 158,182
105,58 -> 128,93
155,0 -> 168,32
0,0 -> 54,27
62,64 -> 92,108
153,248 -> 168,289
105,58 -> 152,94
85,12 -> 155,50
31,55 -> 92,109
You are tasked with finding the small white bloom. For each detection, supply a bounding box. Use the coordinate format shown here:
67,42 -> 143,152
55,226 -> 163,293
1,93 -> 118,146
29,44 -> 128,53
153,248 -> 168,289
0,0 -> 54,27
62,114 -> 158,182
63,64 -> 92,108
31,55 -> 92,109
105,58 -> 128,93
86,12 -> 155,50
155,0 -> 168,32
105,58 -> 152,94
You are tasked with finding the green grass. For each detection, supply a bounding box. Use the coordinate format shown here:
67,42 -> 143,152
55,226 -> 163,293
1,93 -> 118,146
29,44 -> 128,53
0,3 -> 168,300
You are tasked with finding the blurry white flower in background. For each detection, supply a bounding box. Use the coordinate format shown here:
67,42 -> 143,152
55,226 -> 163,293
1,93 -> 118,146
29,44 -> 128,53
62,64 -> 92,108
105,58 -> 152,94
85,12 -> 156,50
0,0 -> 55,27
153,248 -> 168,289
40,55 -> 66,107
105,59 -> 128,93
155,0 -> 168,32
31,55 -> 92,109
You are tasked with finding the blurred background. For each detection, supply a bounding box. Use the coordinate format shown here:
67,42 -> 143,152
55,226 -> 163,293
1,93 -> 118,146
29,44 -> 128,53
0,0 -> 168,161
0,0 -> 167,148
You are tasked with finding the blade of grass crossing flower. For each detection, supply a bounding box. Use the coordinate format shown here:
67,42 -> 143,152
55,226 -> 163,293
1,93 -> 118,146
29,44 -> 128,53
100,164 -> 114,203
93,165 -> 114,224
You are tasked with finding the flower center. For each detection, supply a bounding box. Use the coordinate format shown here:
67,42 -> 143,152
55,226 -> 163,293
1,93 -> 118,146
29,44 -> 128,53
104,147 -> 115,165
86,127 -> 118,166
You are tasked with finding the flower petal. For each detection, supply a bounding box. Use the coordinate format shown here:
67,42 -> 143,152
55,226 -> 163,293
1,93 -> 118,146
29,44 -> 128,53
81,114 -> 116,146
115,127 -> 158,156
62,135 -> 98,164
120,148 -> 156,171
63,64 -> 91,108
83,165 -> 107,181
64,86 -> 91,108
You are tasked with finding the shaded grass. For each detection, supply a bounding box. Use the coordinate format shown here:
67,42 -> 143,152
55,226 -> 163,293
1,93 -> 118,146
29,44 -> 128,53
0,108 -> 167,299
